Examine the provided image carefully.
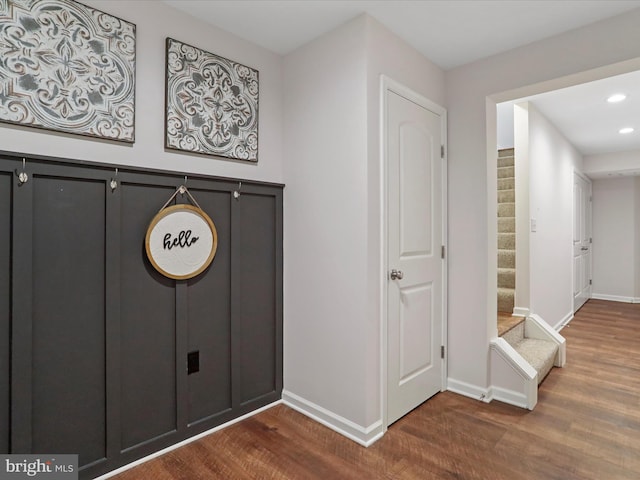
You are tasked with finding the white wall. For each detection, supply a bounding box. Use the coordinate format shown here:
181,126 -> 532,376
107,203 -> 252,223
514,104 -> 530,315
282,15 -> 370,434
527,103 -> 583,328
445,9 -> 640,396
497,102 -> 515,150
584,149 -> 640,177
283,14 -> 445,443
0,1 -> 285,184
364,16 -> 445,426
592,177 -> 636,300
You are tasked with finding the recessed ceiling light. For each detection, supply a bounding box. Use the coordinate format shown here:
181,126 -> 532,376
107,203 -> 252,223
608,93 -> 627,103
619,127 -> 634,134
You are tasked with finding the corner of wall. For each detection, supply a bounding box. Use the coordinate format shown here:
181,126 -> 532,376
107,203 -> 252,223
281,390 -> 384,447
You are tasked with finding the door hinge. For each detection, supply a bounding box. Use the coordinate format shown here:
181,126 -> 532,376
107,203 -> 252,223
589,279 -> 592,285
590,237 -> 592,244
440,345 -> 445,359
441,245 -> 445,259
441,145 -> 445,159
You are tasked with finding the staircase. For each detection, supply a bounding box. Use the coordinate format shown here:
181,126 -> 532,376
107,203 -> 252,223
497,148 -> 515,313
500,318 -> 558,385
491,149 -> 566,409
491,314 -> 565,409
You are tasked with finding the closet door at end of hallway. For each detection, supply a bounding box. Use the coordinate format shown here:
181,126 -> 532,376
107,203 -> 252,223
0,172 -> 10,454
31,175 -> 106,467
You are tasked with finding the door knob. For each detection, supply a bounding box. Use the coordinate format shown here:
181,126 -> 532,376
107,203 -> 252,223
390,269 -> 404,280
581,247 -> 589,251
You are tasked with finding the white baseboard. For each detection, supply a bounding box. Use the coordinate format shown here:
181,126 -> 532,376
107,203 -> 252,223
591,293 -> 640,303
488,386 -> 529,409
554,311 -> 574,331
512,307 -> 529,317
446,378 -> 490,403
94,400 -> 282,480
281,390 -> 384,447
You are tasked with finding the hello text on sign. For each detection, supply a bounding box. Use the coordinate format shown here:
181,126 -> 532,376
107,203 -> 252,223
146,204 -> 218,280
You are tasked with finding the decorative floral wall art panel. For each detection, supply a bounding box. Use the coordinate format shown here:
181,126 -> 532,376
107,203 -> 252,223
165,38 -> 259,162
0,0 -> 136,142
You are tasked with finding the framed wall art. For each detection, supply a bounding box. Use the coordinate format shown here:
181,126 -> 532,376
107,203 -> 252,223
165,38 -> 259,162
0,0 -> 136,142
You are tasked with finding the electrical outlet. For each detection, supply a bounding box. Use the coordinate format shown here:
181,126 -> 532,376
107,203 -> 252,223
187,351 -> 200,374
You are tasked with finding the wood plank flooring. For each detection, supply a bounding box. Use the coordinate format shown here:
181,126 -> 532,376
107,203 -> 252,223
111,299 -> 640,479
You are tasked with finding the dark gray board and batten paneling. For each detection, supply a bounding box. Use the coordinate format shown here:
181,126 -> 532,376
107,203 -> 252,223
0,172 -> 10,454
120,183 -> 177,451
186,190 -> 232,426
0,151 -> 283,480
237,193 -> 279,405
31,176 -> 107,466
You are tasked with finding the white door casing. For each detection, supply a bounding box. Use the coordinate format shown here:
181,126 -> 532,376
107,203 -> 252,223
382,77 -> 446,426
573,172 -> 592,312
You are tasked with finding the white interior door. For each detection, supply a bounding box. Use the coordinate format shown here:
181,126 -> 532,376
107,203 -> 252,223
573,172 -> 592,312
386,87 -> 444,425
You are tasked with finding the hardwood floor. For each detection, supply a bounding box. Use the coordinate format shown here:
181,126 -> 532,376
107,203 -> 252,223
112,300 -> 640,480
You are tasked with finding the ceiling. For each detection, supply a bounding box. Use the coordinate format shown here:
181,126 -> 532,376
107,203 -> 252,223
162,0 -> 640,159
163,1 -> 640,70
498,69 -> 640,156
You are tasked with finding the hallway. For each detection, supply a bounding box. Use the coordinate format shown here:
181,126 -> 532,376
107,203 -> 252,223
111,299 -> 640,480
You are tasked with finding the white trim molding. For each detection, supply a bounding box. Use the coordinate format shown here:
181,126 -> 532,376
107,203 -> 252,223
592,293 -> 640,304
489,338 -> 538,410
553,311 -> 574,332
512,307 -> 530,317
488,385 -> 530,409
447,378 -> 491,403
94,400 -> 282,480
282,390 -> 384,447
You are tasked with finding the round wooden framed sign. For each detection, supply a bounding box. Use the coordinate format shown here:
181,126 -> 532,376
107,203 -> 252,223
145,204 -> 218,280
